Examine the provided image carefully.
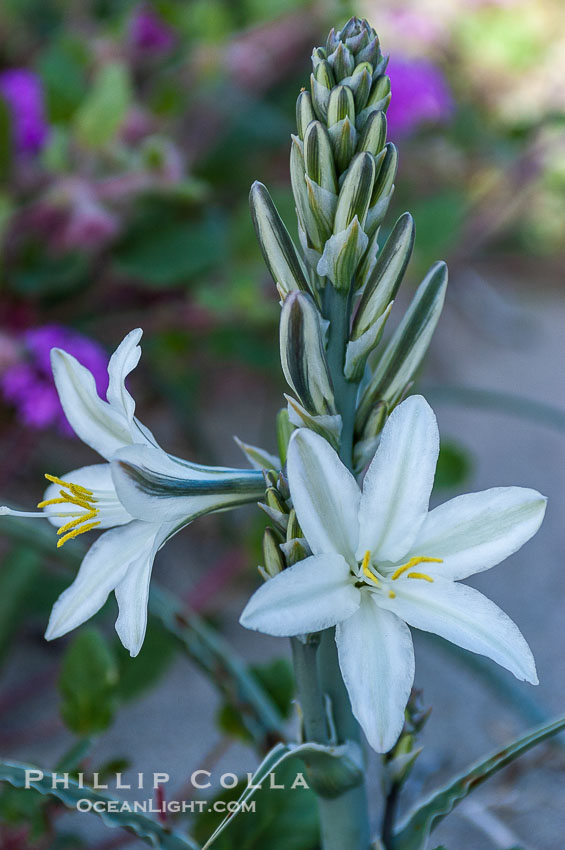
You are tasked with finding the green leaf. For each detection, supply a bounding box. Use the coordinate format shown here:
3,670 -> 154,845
0,760 -> 198,850
433,440 -> 473,490
200,740 -> 363,849
0,548 -> 39,665
59,628 -> 119,735
10,248 -> 88,296
251,658 -> 295,720
74,62 -> 131,148
217,658 -> 294,742
39,38 -> 89,123
149,586 -> 284,748
392,713 -> 565,850
116,619 -> 177,701
115,212 -> 226,288
195,758 -> 319,850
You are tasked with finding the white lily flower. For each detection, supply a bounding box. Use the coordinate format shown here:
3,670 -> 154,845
240,395 -> 546,753
1,329 -> 266,656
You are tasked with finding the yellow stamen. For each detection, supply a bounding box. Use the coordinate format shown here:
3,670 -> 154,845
407,572 -> 434,583
391,556 -> 443,581
69,483 -> 93,497
44,474 -> 73,488
57,510 -> 98,536
40,473 -> 101,548
57,521 -> 101,548
388,590 -> 396,599
361,550 -> 380,586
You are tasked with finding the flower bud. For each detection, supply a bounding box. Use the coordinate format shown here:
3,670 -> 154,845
296,90 -> 315,140
357,110 -> 387,156
286,508 -> 301,542
310,61 -> 334,121
250,181 -> 310,299
276,408 -> 294,466
327,42 -> 355,80
279,291 -> 336,415
334,152 -> 375,233
353,213 -> 415,339
261,527 -> 286,578
304,121 -> 338,194
327,85 -> 355,127
357,261 -> 448,425
317,216 -> 368,291
328,116 -> 357,174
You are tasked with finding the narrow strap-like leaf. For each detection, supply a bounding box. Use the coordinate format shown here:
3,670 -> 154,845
392,713 -> 565,850
0,760 -> 199,850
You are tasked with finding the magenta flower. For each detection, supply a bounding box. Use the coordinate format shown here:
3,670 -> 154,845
386,57 -> 453,137
129,6 -> 176,54
0,69 -> 49,155
1,326 -> 108,434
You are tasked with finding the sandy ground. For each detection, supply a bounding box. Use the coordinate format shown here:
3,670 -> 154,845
2,268 -> 565,849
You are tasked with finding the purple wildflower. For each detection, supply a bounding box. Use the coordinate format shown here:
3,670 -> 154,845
129,6 -> 176,54
0,69 -> 49,155
386,57 -> 453,137
1,326 -> 108,434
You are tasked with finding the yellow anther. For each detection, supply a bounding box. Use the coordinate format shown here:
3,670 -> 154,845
40,473 -> 100,548
44,474 -> 73,488
361,550 -> 380,586
407,572 -> 434,583
391,556 -> 443,581
388,590 -> 396,599
57,521 -> 101,548
69,483 -> 94,498
37,497 -> 68,508
57,510 -> 98,536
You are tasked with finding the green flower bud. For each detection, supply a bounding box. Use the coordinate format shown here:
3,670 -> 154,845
311,61 -> 334,121
304,121 -> 338,194
279,291 -> 336,415
262,527 -> 286,578
328,116 -> 357,174
296,90 -> 316,140
357,261 -> 448,425
317,216 -> 368,291
334,151 -> 376,233
276,407 -> 294,466
327,42 -> 355,80
250,181 -> 310,299
286,508 -> 301,542
357,110 -> 387,156
265,486 -> 287,515
353,213 -> 415,339
327,85 -> 356,127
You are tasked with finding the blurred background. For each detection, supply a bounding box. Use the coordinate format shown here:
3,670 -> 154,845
1,0 -> 565,847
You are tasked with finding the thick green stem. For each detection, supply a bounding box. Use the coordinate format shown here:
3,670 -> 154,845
290,284 -> 370,850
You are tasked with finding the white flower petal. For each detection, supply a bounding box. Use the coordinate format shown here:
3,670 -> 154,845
378,577 -> 538,684
357,395 -> 439,563
43,463 -> 133,529
51,347 -> 134,460
287,429 -> 360,563
240,554 -> 360,637
45,520 -> 160,642
114,522 -> 174,657
111,444 -> 266,524
106,328 -> 142,423
408,487 -> 547,580
336,596 -> 415,753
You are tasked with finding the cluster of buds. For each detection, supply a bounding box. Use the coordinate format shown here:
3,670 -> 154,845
256,411 -> 310,581
250,17 -> 448,474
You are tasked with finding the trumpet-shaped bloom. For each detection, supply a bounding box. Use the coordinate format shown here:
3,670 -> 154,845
1,329 -> 266,656
240,395 -> 546,753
